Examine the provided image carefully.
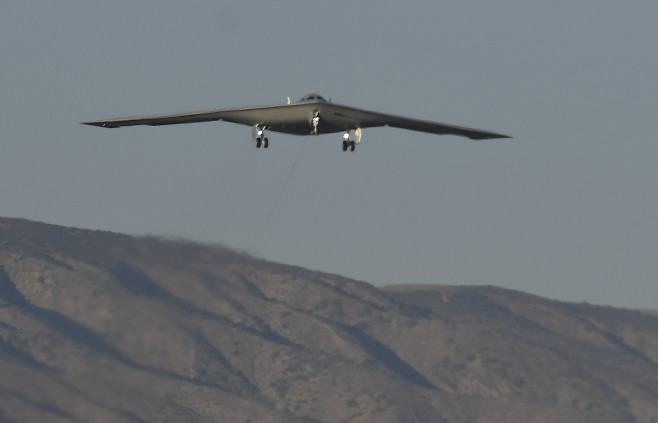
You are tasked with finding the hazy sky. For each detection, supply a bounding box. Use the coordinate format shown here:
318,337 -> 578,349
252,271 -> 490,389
2,1 -> 657,309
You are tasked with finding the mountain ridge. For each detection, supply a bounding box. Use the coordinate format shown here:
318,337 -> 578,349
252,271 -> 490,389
1,217 -> 657,422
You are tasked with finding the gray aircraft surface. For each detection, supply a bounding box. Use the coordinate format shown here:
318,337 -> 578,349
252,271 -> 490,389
83,93 -> 510,151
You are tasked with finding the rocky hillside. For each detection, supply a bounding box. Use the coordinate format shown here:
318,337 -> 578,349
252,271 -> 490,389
1,217 -> 657,422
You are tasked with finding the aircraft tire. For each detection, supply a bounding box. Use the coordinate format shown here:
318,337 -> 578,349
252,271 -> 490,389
263,138 -> 269,148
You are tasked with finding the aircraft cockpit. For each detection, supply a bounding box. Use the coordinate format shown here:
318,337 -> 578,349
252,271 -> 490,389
299,94 -> 328,102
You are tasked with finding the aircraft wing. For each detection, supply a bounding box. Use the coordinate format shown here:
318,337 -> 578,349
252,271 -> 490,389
81,104 -> 309,129
83,98 -> 511,140
327,104 -> 511,140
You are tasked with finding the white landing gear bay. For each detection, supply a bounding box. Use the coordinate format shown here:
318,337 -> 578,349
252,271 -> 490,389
83,94 -> 511,151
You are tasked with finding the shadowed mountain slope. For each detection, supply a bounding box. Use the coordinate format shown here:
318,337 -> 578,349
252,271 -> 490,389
1,217 -> 657,422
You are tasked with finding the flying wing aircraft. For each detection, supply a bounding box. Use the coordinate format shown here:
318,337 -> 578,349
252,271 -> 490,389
83,93 -> 511,151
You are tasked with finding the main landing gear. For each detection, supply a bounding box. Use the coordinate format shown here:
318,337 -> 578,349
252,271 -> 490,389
342,133 -> 356,152
341,128 -> 361,152
252,124 -> 269,149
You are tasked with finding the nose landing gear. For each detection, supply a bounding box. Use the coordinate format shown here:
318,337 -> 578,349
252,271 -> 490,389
311,111 -> 320,135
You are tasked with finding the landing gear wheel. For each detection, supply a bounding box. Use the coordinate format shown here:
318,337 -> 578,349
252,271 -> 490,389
263,138 -> 269,148
342,140 -> 348,151
350,141 -> 356,152
256,138 -> 262,148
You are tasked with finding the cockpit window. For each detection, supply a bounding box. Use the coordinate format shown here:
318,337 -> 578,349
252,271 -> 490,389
300,94 -> 327,102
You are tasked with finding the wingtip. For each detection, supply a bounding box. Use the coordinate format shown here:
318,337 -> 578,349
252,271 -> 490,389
471,133 -> 513,140
82,121 -> 111,128
489,133 -> 513,140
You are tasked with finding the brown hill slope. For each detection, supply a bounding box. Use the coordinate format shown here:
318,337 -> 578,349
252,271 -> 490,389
1,217 -> 657,422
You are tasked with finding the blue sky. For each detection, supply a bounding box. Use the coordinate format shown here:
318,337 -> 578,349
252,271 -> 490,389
2,1 -> 657,309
